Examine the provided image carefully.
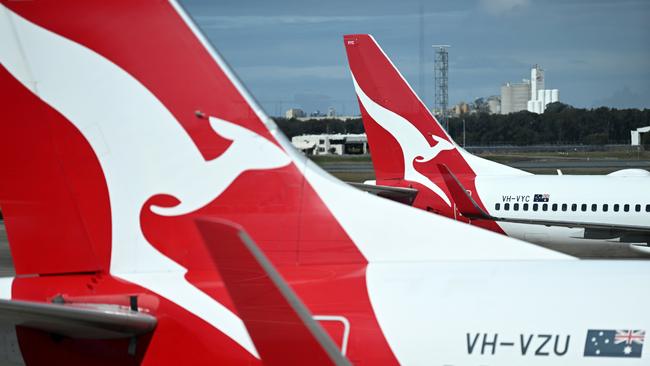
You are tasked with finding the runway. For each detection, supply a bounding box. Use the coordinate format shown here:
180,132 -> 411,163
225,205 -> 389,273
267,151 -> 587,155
319,159 -> 650,174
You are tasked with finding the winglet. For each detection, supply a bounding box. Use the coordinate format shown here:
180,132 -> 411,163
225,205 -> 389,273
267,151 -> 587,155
436,164 -> 493,220
195,218 -> 351,366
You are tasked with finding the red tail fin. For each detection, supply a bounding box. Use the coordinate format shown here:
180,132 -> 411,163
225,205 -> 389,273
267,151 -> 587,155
0,1 -> 294,277
2,1 -> 383,283
343,34 -> 526,182
343,34 -> 463,180
343,34 -> 526,216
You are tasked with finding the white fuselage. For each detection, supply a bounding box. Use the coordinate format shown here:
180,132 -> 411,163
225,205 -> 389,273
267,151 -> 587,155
368,259 -> 650,365
476,174 -> 650,253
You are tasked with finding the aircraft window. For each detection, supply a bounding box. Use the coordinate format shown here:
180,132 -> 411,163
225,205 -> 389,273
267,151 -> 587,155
561,203 -> 567,211
504,203 -> 510,211
542,204 -> 548,211
603,204 -> 608,212
514,203 -> 519,211
581,204 -> 587,212
591,204 -> 597,212
571,204 -> 577,211
552,203 -> 558,211
523,203 -> 529,211
533,203 -> 538,211
646,204 -> 650,212
495,203 -> 500,211
635,204 -> 641,212
614,204 -> 619,212
624,204 -> 630,212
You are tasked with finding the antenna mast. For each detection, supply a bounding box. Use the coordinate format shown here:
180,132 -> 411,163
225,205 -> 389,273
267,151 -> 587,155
432,45 -> 450,131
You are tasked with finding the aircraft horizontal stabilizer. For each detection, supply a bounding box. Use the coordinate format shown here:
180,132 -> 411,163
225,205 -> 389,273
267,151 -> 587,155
0,298 -> 156,339
195,218 -> 351,366
348,182 -> 418,205
437,164 -> 492,219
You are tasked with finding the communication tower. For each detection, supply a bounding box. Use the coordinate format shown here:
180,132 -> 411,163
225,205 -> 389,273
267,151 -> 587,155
433,45 -> 450,130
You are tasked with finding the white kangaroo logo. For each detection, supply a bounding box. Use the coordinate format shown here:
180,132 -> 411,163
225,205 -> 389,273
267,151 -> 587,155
151,116 -> 291,217
352,75 -> 454,206
1,8 -> 295,357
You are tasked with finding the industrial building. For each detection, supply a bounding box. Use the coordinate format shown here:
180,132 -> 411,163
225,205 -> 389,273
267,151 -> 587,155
291,134 -> 368,155
500,80 -> 530,114
526,65 -> 559,113
295,115 -> 359,121
451,101 -> 471,116
485,96 -> 501,114
285,107 -> 358,121
285,108 -> 306,119
450,96 -> 501,117
501,65 -> 560,114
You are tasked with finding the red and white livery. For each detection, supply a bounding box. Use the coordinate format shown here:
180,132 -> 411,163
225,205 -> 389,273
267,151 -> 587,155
0,4 -> 649,365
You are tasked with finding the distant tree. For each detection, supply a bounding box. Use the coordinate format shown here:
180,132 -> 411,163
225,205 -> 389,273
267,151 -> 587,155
275,107 -> 650,146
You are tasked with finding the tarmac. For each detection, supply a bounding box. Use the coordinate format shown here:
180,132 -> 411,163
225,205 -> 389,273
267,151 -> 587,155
319,159 -> 650,174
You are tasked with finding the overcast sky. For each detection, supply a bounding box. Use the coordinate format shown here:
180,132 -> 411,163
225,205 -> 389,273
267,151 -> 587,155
180,0 -> 650,116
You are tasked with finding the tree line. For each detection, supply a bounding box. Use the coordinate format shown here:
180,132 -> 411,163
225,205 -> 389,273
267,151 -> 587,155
276,104 -> 650,146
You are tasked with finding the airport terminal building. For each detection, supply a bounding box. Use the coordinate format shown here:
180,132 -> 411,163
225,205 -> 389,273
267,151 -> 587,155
291,134 -> 368,155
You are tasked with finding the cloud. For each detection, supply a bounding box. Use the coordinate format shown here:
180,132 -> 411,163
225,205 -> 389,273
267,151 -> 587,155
194,15 -> 376,29
592,86 -> 650,109
479,0 -> 531,15
235,65 -> 349,80
194,10 -> 467,30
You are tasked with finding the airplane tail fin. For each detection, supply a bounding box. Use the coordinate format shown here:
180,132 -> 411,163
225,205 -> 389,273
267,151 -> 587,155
0,1 -> 302,276
343,34 -> 524,182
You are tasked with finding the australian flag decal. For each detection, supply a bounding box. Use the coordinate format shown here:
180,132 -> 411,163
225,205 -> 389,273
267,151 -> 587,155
533,193 -> 550,202
584,329 -> 645,358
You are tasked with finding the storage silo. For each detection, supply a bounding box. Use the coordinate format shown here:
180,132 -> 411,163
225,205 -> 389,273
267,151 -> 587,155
537,90 -> 545,106
551,89 -> 559,103
544,89 -> 552,106
501,83 -> 513,114
501,81 -> 530,114
527,100 -> 535,113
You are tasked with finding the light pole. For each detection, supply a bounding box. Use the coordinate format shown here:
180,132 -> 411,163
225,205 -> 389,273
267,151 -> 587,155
462,118 -> 466,147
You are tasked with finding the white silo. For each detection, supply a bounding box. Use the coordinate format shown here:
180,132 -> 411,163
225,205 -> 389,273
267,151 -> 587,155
527,100 -> 535,113
544,89 -> 552,106
536,100 -> 544,114
537,90 -> 545,106
551,89 -> 559,103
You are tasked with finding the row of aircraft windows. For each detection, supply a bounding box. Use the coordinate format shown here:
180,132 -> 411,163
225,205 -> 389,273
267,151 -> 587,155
494,202 -> 650,213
